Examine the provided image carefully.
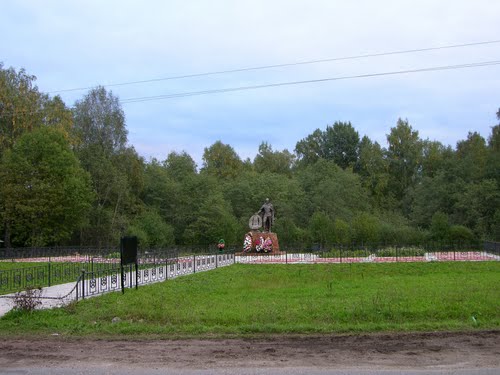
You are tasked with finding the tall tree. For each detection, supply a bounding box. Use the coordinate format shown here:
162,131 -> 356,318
254,142 -> 295,175
322,121 -> 360,169
72,86 -> 127,155
295,128 -> 323,165
386,118 -> 422,203
356,136 -> 389,206
72,87 -> 140,246
456,131 -> 488,181
163,151 -> 197,181
0,128 -> 92,246
0,64 -> 73,157
201,140 -> 243,179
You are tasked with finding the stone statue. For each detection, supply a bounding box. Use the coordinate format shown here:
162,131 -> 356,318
258,198 -> 274,232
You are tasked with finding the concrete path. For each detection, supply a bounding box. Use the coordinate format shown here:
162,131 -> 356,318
0,280 -> 77,317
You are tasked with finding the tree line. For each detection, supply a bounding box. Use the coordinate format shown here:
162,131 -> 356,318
1,63 -> 499,248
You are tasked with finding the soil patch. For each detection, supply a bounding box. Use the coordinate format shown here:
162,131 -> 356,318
0,331 -> 499,370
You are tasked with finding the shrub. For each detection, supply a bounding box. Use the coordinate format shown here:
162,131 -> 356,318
13,286 -> 42,312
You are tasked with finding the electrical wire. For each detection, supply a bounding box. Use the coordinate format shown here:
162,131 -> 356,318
2,59 -> 499,117
47,39 -> 500,94
120,60 -> 500,103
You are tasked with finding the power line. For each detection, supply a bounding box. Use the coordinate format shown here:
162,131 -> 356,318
120,60 -> 500,103
48,39 -> 500,94
2,59 -> 499,118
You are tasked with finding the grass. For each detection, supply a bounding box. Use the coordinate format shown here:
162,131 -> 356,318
0,262 -> 499,337
0,261 -> 120,294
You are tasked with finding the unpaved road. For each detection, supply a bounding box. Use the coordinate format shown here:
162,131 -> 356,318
0,331 -> 498,374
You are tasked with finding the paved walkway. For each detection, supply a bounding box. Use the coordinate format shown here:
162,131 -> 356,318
0,280 -> 77,317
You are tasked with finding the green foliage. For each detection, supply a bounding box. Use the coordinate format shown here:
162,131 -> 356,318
333,219 -> 350,244
2,64 -> 498,247
386,118 -> 422,202
72,87 -> 144,246
308,212 -> 335,246
183,192 -> 240,245
448,225 -> 476,244
201,140 -> 243,179
0,127 -> 93,246
297,159 -> 370,222
295,122 -> 360,169
254,142 -> 295,175
430,212 -> 449,242
0,64 -> 73,158
351,212 -> 380,244
127,209 -> 175,249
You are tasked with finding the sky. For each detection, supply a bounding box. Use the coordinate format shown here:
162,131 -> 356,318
1,0 -> 499,167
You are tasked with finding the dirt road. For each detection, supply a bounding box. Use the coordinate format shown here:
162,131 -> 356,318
0,331 -> 498,372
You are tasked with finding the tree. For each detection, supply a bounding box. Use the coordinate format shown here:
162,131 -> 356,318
0,128 -> 93,246
356,135 -> 389,206
295,128 -> 323,165
0,64 -> 73,157
421,140 -> 453,179
72,86 -> 127,155
72,87 -> 141,246
386,118 -> 422,202
452,179 -> 500,238
127,209 -> 175,249
351,212 -> 380,244
254,142 -> 295,175
297,159 -> 370,222
295,122 -> 360,169
322,122 -> 360,169
163,151 -> 197,180
430,211 -> 450,242
183,192 -> 239,245
308,211 -> 335,247
201,140 -> 243,179
456,132 -> 488,181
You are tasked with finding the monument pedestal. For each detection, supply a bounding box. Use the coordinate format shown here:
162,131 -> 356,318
243,230 -> 280,254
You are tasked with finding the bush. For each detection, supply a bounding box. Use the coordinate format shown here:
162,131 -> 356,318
448,225 -> 476,244
13,286 -> 42,312
376,246 -> 426,257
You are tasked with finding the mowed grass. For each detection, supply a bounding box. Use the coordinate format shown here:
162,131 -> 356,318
0,261 -> 48,270
1,262 -> 499,337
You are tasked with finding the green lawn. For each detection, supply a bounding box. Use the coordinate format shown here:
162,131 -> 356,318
0,261 -> 120,294
1,262 -> 499,337
0,261 -> 48,270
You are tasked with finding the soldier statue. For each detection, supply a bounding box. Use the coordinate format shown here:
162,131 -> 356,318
258,198 -> 274,232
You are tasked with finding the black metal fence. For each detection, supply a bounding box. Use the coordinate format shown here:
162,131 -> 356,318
238,242 -> 500,264
75,252 -> 235,300
1,242 -> 498,296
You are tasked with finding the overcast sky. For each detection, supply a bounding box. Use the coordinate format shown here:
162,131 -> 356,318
1,0 -> 499,167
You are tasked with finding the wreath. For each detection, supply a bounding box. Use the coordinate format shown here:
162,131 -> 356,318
243,233 -> 252,252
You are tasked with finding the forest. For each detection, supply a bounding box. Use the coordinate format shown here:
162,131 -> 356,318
1,63 -> 499,249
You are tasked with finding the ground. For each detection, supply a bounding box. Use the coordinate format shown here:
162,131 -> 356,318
0,331 -> 498,371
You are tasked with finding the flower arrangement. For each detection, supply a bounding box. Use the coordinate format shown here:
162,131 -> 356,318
255,236 -> 264,252
243,233 -> 252,252
263,237 -> 273,252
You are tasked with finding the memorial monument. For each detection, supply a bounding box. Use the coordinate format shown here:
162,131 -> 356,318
242,198 -> 280,253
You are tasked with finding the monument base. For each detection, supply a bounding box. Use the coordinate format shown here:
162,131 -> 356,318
241,230 -> 280,254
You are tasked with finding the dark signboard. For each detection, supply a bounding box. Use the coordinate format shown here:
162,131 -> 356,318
120,236 -> 137,265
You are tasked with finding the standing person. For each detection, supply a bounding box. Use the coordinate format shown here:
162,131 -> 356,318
258,198 -> 274,232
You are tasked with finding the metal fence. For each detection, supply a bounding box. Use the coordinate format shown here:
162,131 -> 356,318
1,241 -> 498,297
237,243 -> 500,264
75,252 -> 235,300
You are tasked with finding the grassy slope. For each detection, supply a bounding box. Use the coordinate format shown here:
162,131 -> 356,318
1,262 -> 499,337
